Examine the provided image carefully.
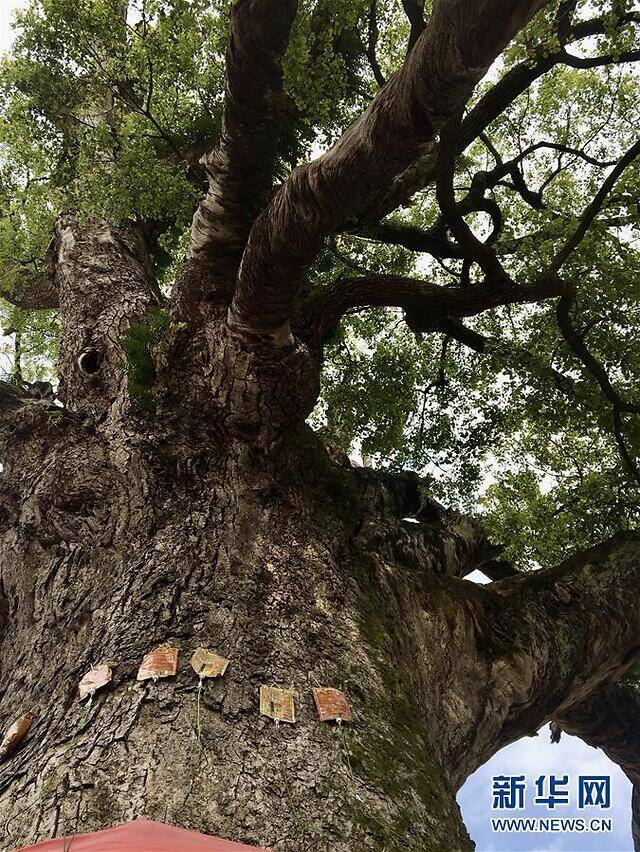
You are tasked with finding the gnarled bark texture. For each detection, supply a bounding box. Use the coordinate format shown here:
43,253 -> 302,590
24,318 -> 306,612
1,322 -> 639,849
0,390 -> 482,850
0,370 -> 640,850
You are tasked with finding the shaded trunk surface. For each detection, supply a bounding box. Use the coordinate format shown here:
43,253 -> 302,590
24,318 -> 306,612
0,421 -> 474,852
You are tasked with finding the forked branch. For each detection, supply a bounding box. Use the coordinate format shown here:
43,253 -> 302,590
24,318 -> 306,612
229,0 -> 551,338
368,12 -> 640,222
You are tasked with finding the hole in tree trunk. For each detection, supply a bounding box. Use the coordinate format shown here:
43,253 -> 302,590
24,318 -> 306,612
78,348 -> 103,375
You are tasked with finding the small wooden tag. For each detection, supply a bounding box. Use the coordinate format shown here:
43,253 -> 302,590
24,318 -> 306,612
137,646 -> 179,682
260,686 -> 296,724
313,687 -> 352,723
190,648 -> 229,679
78,664 -> 113,700
0,713 -> 35,759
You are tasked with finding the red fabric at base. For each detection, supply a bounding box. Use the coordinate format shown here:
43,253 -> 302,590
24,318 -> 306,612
16,819 -> 270,851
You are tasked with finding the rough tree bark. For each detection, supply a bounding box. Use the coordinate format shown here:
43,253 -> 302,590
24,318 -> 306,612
3,364 -> 639,851
1,1 -> 639,851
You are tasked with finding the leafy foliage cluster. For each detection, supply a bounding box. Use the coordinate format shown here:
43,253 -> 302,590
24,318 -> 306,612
1,0 -> 639,569
120,304 -> 168,409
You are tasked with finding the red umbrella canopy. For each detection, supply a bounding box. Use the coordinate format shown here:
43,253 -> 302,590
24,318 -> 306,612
16,820 -> 270,851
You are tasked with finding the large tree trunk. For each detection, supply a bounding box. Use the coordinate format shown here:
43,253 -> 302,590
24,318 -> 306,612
0,412 -> 477,850
2,413 -> 639,850
2,217 -> 640,852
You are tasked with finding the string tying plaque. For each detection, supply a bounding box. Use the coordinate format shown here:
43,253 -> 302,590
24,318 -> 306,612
313,687 -> 352,725
136,646 -> 179,683
0,713 -> 35,759
189,648 -> 228,750
260,686 -> 296,726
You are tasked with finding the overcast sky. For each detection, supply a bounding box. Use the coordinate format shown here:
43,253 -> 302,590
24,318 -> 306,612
0,1 -> 634,848
0,1 -> 21,54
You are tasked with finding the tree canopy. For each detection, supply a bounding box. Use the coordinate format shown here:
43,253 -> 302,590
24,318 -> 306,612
1,0 -> 639,570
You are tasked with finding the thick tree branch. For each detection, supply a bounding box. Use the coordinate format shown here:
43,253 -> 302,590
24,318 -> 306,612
229,0 -> 551,338
465,11 -> 640,143
400,0 -> 426,53
0,238 -> 59,310
367,12 -> 640,222
301,272 -> 567,349
349,140 -> 612,258
350,220 -> 465,259
561,48 -> 640,69
355,467 -> 518,580
556,683 -> 640,851
368,55 -> 557,220
436,115 -> 511,283
434,533 -> 640,788
349,180 -> 506,260
187,0 -> 298,289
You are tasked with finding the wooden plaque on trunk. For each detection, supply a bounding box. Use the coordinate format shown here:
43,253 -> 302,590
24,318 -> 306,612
190,648 -> 230,679
1,713 -> 35,758
136,646 -> 179,682
78,664 -> 113,700
312,687 -> 352,723
259,686 -> 296,724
